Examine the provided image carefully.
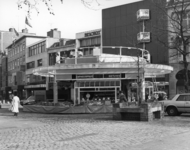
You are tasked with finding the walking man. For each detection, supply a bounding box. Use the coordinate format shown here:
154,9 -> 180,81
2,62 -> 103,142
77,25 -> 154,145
11,93 -> 20,116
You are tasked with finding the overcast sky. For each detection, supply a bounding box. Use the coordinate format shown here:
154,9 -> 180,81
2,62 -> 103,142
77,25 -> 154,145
0,0 -> 142,38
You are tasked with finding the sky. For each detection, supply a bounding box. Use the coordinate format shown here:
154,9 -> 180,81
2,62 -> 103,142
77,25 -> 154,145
0,0 -> 142,39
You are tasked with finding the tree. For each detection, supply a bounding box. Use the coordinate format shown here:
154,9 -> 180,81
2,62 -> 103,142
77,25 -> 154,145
151,0 -> 190,92
17,0 -> 104,19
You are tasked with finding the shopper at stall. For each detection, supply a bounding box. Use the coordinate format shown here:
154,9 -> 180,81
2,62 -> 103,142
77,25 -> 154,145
10,92 -> 20,116
118,91 -> 128,103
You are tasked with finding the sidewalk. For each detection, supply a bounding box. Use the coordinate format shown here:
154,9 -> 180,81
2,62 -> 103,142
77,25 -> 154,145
0,108 -> 190,150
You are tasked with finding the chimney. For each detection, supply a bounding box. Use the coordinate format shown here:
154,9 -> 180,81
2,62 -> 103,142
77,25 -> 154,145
9,28 -> 14,32
22,28 -> 28,33
47,28 -> 61,39
59,39 -> 65,46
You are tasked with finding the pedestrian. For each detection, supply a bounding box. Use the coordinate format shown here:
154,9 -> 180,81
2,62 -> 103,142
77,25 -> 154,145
118,91 -> 128,103
11,92 -> 20,116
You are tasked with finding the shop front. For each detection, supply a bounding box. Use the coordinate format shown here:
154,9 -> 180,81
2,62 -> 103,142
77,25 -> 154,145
22,62 -> 173,114
73,74 -> 123,104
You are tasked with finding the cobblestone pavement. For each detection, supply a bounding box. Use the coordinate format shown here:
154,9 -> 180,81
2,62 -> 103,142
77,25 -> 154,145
0,109 -> 190,150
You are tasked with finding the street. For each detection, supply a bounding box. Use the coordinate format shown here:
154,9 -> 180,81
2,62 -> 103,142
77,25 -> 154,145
0,109 -> 190,150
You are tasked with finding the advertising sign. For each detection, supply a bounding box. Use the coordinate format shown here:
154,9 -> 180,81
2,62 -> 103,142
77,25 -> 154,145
137,32 -> 150,43
73,74 -> 125,79
137,9 -> 150,21
84,30 -> 101,37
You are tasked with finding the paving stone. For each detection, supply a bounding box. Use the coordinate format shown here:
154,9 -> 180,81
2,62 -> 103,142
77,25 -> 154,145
1,109 -> 190,150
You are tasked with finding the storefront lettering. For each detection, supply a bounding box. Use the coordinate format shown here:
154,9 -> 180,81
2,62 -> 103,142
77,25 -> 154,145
77,75 -> 94,79
104,74 -> 121,78
84,31 -> 101,37
75,74 -> 124,79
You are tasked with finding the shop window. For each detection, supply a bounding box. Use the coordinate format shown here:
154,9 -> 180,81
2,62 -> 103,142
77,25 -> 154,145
95,81 -> 99,86
100,81 -> 104,86
116,81 -> 120,86
105,81 -> 110,86
90,82 -> 94,86
110,81 -> 115,86
85,82 -> 90,87
80,82 -> 85,87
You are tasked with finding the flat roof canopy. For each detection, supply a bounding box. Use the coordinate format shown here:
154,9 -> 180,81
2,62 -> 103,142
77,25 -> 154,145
33,63 -> 173,78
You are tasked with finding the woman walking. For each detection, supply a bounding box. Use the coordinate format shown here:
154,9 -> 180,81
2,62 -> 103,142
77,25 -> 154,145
11,93 -> 20,116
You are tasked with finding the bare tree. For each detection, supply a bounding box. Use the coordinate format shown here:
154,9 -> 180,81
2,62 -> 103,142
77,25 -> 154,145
17,0 -> 107,19
151,0 -> 190,92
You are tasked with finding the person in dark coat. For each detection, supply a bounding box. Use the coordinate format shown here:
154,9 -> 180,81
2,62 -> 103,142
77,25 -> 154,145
118,91 -> 127,103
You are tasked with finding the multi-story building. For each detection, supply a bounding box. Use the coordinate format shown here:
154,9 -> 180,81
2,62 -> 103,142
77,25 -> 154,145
101,0 -> 169,95
7,35 -> 46,99
167,1 -> 190,97
47,38 -> 75,102
1,56 -> 9,99
0,28 -> 35,99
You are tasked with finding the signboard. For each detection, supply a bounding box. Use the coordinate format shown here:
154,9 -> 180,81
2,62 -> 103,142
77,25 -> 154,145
24,84 -> 46,89
84,30 -> 101,37
104,74 -> 121,78
137,9 -> 150,21
74,74 -> 125,79
137,32 -> 150,43
76,75 -> 94,79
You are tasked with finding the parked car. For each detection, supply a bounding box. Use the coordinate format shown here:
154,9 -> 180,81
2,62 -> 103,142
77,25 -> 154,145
20,96 -> 35,105
161,93 -> 190,116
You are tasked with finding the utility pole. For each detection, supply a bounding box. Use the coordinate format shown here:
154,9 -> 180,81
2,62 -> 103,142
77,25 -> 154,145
137,50 -> 141,105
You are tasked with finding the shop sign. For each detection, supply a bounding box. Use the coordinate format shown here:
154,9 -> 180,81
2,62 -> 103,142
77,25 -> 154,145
74,74 -> 124,79
137,9 -> 150,21
137,32 -> 150,43
25,84 -> 46,89
76,75 -> 94,79
104,74 -> 121,78
84,30 -> 101,37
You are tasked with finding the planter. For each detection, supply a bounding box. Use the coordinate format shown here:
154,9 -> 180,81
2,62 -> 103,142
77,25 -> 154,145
113,102 -> 164,121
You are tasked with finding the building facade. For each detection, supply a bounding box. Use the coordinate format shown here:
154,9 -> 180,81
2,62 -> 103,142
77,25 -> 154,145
101,0 -> 169,96
167,1 -> 190,98
7,35 -> 46,99
0,28 -> 35,99
47,38 -> 76,102
25,37 -> 60,100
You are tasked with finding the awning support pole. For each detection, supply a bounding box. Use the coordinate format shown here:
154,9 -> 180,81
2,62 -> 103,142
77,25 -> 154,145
53,74 -> 58,103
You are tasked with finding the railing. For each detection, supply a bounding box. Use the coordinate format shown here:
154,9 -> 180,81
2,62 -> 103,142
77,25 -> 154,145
56,54 -> 146,65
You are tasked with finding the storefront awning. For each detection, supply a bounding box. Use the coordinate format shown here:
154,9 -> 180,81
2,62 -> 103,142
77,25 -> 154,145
32,62 -> 173,79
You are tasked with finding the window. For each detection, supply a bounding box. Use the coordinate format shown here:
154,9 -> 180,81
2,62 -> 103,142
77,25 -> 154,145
41,42 -> 45,52
28,41 -> 45,57
39,43 -> 42,53
19,57 -> 22,65
37,45 -> 39,54
37,59 -> 43,67
22,43 -> 25,51
172,11 -> 190,31
19,44 -> 22,52
185,95 -> 190,101
177,95 -> 186,101
182,12 -> 190,30
26,61 -> 35,69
